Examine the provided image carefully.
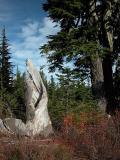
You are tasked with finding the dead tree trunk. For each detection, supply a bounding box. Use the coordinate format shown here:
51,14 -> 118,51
0,59 -> 53,137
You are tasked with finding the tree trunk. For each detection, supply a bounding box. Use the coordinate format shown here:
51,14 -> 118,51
103,55 -> 114,113
0,60 -> 53,137
102,1 -> 115,114
90,56 -> 107,112
89,0 -> 107,112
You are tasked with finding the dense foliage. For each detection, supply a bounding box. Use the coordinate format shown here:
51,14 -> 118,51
0,29 -> 25,120
41,0 -> 120,114
41,70 -> 97,129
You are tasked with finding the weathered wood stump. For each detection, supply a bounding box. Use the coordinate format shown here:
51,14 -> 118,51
0,59 -> 53,137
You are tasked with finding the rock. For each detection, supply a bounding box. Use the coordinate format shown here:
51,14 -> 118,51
0,59 -> 53,137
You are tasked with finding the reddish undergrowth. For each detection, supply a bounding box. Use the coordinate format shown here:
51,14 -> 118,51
0,111 -> 120,160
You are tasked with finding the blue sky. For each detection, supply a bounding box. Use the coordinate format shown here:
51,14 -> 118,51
0,0 -> 60,79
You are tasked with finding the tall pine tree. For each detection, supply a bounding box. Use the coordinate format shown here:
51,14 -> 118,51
0,28 -> 13,92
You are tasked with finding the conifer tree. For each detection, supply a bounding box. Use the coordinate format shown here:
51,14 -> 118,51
0,28 -> 13,91
47,69 -> 96,129
13,67 -> 25,121
41,0 -> 107,111
41,0 -> 120,113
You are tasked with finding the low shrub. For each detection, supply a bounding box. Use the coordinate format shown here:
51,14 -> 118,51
0,111 -> 120,160
0,137 -> 72,160
61,111 -> 120,160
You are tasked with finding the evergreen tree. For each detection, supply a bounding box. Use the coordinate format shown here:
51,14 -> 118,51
47,70 -> 96,129
48,76 -> 60,128
0,28 -> 13,91
41,0 -> 107,111
0,28 -> 15,118
41,0 -> 120,113
13,67 -> 26,121
48,75 -> 56,101
39,67 -> 48,89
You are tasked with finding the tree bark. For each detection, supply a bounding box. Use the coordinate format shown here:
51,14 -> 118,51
90,56 -> 107,112
102,0 -> 115,114
89,0 -> 107,111
102,55 -> 114,113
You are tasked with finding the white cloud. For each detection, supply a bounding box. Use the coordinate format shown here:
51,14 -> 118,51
39,17 -> 60,36
21,22 -> 39,37
11,17 -> 60,80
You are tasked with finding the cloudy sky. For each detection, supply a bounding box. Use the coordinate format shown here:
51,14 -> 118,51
0,0 -> 60,79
